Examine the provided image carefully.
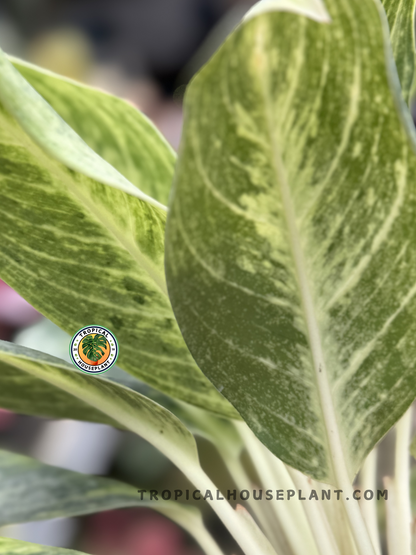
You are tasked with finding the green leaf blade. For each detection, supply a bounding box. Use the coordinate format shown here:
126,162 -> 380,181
0,448 -> 216,555
0,450 -> 150,525
0,341 -> 199,471
0,344 -> 272,555
9,57 -> 176,206
0,53 -> 235,418
0,538 -> 88,555
0,49 -> 164,210
0,342 -> 120,427
165,0 -> 416,483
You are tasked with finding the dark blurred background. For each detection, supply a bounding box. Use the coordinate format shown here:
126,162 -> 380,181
0,0 -> 255,147
0,1 -> 258,554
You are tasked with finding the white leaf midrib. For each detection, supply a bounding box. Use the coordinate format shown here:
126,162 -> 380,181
10,119 -> 169,297
253,20 -> 347,486
253,14 -> 377,555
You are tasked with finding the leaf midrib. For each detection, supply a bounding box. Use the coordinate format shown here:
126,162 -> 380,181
10,119 -> 169,297
254,19 -> 346,486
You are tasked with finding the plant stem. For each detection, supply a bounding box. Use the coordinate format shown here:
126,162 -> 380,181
384,476 -> 398,555
236,422 -> 320,555
178,404 -> 287,552
186,465 -> 279,555
317,480 -> 358,555
336,476 -> 376,555
287,467 -> 341,555
186,520 -> 227,555
359,449 -> 381,555
223,453 -> 288,553
392,407 -> 413,555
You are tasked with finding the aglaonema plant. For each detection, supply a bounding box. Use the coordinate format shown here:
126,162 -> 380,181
0,0 -> 415,554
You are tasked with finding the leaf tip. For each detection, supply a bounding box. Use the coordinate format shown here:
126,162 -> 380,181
244,0 -> 331,25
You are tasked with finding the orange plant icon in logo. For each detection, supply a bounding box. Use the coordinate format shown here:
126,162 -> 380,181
70,326 -> 118,374
82,334 -> 107,366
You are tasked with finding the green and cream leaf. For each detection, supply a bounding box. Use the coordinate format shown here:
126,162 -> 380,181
0,52 -> 234,417
0,342 -> 275,555
165,0 -> 416,487
247,0 -> 416,106
0,50 -> 163,209
0,341 -> 199,469
0,341 -> 120,427
0,450 -> 223,555
0,448 -> 183,524
9,56 -> 175,206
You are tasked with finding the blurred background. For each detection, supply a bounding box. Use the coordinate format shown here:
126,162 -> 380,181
0,1 -> 260,554
0,0 -> 257,149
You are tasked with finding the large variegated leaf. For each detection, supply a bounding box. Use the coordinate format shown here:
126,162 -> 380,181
165,0 -> 416,486
9,57 -> 175,206
0,341 -> 120,426
380,0 -> 416,104
0,450 -> 222,555
0,49 -> 162,209
0,51 -> 235,418
0,339 -> 239,443
0,341 -> 199,470
0,538 -> 87,555
0,342 -> 275,555
247,0 -> 416,106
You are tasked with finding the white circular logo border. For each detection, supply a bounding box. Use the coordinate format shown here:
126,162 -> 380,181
69,325 -> 119,374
